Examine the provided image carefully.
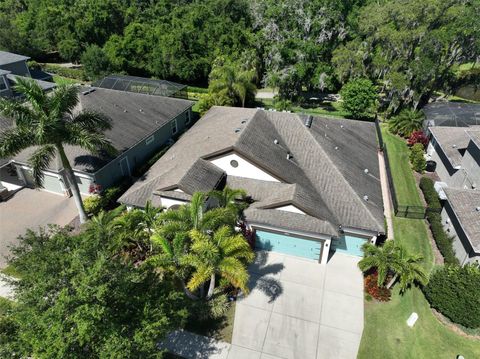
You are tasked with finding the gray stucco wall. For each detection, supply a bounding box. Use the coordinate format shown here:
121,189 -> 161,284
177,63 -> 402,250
461,141 -> 480,189
94,109 -> 191,189
0,75 -> 12,97
0,61 -> 30,77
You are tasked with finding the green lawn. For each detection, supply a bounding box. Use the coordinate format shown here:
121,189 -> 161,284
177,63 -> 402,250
52,74 -> 84,85
359,127 -> 480,358
256,98 -> 348,118
381,126 -> 423,207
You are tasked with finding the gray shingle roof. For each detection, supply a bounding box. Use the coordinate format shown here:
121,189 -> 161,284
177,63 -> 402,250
7,74 -> 56,92
430,126 -> 480,167
175,159 -> 225,194
444,188 -> 480,252
0,51 -> 29,66
467,130 -> 480,150
120,106 -> 384,235
12,87 -> 194,172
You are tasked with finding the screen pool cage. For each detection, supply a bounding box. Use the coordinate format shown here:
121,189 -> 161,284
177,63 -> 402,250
422,102 -> 480,131
92,75 -> 188,99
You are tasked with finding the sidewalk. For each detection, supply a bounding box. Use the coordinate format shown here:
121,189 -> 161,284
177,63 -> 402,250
378,151 -> 394,239
0,274 -> 15,300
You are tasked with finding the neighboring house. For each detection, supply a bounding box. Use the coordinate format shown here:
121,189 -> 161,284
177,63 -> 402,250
1,87 -> 193,197
0,51 -> 55,98
427,126 -> 480,189
441,188 -> 480,265
119,106 -> 385,264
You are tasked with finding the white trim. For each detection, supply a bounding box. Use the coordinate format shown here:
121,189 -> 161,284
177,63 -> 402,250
249,222 -> 332,241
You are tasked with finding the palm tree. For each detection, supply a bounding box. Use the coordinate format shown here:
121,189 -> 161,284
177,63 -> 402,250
390,245 -> 428,293
359,241 -> 399,287
208,186 -> 247,215
388,108 -> 424,137
185,226 -> 254,299
155,192 -> 237,241
359,241 -> 428,292
209,58 -> 257,107
0,78 -> 113,223
147,232 -> 198,300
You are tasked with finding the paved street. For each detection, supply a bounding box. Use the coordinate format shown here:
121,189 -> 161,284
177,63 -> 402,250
0,188 -> 79,267
231,251 -> 364,359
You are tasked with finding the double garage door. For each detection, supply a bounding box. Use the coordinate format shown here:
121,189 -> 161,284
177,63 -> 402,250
255,229 -> 322,261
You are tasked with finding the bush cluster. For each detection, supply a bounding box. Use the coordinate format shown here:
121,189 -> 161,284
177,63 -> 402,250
42,64 -> 87,81
410,143 -> 426,173
83,185 -> 122,216
419,177 -> 441,209
407,130 -> 429,148
424,265 -> 480,328
364,273 -> 391,302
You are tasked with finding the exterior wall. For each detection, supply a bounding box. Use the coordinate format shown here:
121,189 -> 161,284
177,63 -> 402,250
460,142 -> 480,189
94,109 -> 191,189
441,204 -> 479,265
210,152 -> 280,182
429,142 -> 456,186
274,205 -> 306,214
74,173 -> 93,195
0,61 -> 30,77
160,196 -> 188,209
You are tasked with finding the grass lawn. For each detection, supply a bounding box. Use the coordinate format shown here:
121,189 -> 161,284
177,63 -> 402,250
359,126 -> 480,358
381,126 -> 423,207
256,98 -> 348,118
52,74 -> 84,85
1,265 -> 21,278
185,301 -> 236,343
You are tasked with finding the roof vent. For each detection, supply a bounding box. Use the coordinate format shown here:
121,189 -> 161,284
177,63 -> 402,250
475,206 -> 480,212
286,152 -> 293,160
304,115 -> 313,128
274,139 -> 279,145
139,109 -> 144,113
234,128 -> 242,133
335,146 -> 339,150
452,144 -> 457,148
123,109 -> 128,113
340,125 -> 344,129
241,120 -> 247,124
364,168 -> 369,174
363,195 -> 369,202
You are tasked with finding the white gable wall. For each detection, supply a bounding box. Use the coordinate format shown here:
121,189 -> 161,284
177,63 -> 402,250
210,153 -> 280,182
161,196 -> 188,209
274,205 -> 306,214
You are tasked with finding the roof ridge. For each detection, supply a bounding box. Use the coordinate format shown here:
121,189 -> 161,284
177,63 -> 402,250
292,113 -> 384,230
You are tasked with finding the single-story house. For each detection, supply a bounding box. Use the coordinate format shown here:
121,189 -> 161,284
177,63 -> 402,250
1,86 -> 194,197
427,126 -> 480,189
441,188 -> 480,265
119,106 -> 385,263
0,51 -> 55,98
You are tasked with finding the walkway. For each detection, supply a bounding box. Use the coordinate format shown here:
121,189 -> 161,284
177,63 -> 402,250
378,151 -> 394,239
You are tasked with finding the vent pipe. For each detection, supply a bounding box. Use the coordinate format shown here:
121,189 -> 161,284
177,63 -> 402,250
304,115 -> 313,128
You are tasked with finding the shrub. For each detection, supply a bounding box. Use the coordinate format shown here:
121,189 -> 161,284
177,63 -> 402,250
273,97 -> 293,111
424,265 -> 480,328
419,177 -> 441,210
42,64 -> 87,81
81,45 -> 111,81
364,273 -> 391,302
410,143 -> 426,173
426,212 -> 459,265
83,194 -> 104,216
340,78 -> 377,119
408,130 -> 429,148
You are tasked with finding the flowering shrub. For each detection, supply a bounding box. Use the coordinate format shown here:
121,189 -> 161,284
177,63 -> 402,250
88,183 -> 102,194
239,222 -> 255,249
407,130 -> 429,149
364,273 -> 391,302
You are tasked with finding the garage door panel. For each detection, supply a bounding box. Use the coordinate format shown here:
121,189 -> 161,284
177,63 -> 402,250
255,230 -> 321,261
334,235 -> 366,257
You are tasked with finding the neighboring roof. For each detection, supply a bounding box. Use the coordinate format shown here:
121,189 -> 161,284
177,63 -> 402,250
444,188 -> 480,252
0,69 -> 10,76
423,102 -> 480,128
0,51 -> 29,66
29,68 -> 53,81
12,86 -> 194,172
92,75 -> 188,99
120,106 -> 384,234
429,126 -> 477,167
6,74 -> 56,92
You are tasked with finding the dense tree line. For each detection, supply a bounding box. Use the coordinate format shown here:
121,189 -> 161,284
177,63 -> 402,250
1,0 -> 478,109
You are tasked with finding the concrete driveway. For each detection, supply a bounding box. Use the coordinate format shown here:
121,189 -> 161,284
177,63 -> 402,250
0,188 -> 79,267
231,251 -> 364,359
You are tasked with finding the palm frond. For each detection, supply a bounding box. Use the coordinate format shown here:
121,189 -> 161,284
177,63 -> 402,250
218,257 -> 250,293
48,84 -> 79,117
187,265 -> 213,292
0,127 -> 35,157
0,98 -> 37,128
27,144 -> 57,187
12,77 -> 47,113
65,123 -> 115,155
71,110 -> 112,131
151,234 -> 173,257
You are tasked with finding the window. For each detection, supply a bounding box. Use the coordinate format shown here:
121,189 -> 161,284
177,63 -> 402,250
0,76 -> 7,91
145,135 -> 154,145
185,111 -> 191,125
171,119 -> 178,135
230,160 -> 239,168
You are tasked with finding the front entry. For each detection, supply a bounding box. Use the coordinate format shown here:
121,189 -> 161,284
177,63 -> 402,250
255,229 -> 322,261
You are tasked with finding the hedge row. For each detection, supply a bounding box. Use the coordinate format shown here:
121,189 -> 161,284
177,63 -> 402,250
419,176 -> 459,265
424,265 -> 480,328
419,177 -> 441,209
42,64 -> 87,81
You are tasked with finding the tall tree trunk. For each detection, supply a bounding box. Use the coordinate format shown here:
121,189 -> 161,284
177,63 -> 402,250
181,282 -> 199,300
56,144 -> 88,223
206,273 -> 216,299
386,274 -> 398,289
